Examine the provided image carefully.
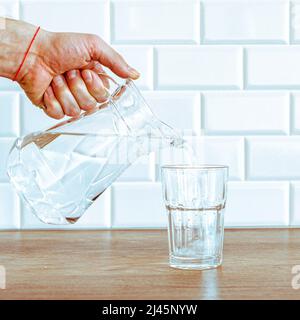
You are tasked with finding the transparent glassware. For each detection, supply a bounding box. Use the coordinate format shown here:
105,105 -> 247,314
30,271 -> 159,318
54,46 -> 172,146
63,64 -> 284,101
7,76 -> 182,225
161,165 -> 228,270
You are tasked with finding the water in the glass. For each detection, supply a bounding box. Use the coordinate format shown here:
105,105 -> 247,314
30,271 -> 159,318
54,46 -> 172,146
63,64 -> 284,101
167,206 -> 225,270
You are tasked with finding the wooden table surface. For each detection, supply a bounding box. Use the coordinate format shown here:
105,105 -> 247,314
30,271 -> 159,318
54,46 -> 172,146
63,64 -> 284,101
0,229 -> 300,300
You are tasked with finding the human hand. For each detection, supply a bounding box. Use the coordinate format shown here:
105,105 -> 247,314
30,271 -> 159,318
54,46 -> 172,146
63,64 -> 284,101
0,19 -> 139,119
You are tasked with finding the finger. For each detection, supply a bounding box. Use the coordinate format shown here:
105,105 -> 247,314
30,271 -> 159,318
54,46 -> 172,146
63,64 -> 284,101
81,70 -> 109,103
91,63 -> 110,89
51,75 -> 81,117
89,35 -> 140,79
81,61 -> 110,88
43,87 -> 65,119
66,70 -> 97,111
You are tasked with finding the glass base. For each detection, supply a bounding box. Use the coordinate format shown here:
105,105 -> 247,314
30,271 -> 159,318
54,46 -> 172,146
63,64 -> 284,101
169,255 -> 222,270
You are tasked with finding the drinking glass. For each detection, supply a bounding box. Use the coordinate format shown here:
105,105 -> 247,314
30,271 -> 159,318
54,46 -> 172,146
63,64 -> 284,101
161,165 -> 228,270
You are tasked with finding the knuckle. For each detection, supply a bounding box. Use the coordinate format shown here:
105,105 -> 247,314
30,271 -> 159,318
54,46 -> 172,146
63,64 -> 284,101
89,34 -> 100,42
88,34 -> 101,49
52,76 -> 65,88
109,59 -> 118,71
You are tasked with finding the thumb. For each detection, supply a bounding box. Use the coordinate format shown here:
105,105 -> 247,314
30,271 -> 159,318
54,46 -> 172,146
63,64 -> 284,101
90,35 -> 140,79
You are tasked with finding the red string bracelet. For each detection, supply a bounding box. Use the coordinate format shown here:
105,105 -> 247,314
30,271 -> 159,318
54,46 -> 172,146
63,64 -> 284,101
13,26 -> 41,81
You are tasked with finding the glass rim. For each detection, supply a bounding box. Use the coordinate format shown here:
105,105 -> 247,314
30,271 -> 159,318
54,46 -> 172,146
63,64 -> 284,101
161,164 -> 229,170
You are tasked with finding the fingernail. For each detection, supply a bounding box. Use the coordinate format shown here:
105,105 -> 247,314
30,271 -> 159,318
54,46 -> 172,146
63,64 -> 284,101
127,66 -> 140,79
67,70 -> 77,80
100,88 -> 110,98
40,104 -> 46,111
82,70 -> 92,83
93,62 -> 102,72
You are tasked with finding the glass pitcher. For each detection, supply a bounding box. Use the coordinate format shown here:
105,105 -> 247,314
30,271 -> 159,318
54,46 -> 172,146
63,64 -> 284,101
7,75 -> 182,225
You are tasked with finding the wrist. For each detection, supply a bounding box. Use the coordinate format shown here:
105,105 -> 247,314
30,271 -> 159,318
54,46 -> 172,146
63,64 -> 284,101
16,27 -> 54,83
0,19 -> 52,81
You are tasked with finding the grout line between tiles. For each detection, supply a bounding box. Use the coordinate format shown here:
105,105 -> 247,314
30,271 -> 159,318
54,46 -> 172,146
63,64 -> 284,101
244,137 -> 248,180
107,187 -> 112,229
109,0 -> 114,45
289,0 -> 293,45
200,93 -> 205,134
242,136 -> 246,181
289,182 -> 293,226
153,47 -> 158,90
290,92 -> 294,135
243,47 -> 248,90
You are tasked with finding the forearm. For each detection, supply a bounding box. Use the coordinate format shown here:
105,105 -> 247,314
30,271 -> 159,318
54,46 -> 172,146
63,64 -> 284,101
0,18 -> 47,80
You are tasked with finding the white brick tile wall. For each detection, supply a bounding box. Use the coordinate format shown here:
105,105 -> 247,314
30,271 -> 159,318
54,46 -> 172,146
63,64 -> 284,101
292,93 -> 300,133
112,46 -> 153,89
0,0 -> 19,19
0,1 -> 19,91
203,92 -> 289,135
142,91 -> 201,135
0,0 -> 299,229
0,183 -> 20,229
156,46 -> 243,89
20,0 -> 110,41
247,137 -> 300,180
202,0 -> 289,44
112,0 -> 200,44
111,182 -> 166,228
0,93 -> 20,136
21,94 -> 58,134
0,78 -> 21,91
291,182 -> 300,225
0,138 -> 15,182
291,1 -> 300,43
225,181 -> 289,227
246,47 -> 300,89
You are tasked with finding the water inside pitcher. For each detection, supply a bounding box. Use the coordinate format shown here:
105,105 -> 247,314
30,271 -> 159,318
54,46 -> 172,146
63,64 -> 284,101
7,76 -> 184,225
